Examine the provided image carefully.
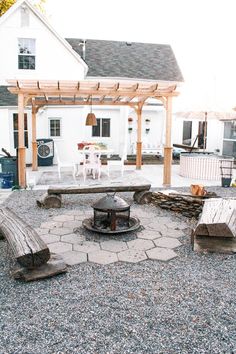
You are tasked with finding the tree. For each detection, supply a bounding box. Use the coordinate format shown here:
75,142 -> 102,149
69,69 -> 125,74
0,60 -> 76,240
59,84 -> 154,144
0,0 -> 46,17
0,0 -> 16,17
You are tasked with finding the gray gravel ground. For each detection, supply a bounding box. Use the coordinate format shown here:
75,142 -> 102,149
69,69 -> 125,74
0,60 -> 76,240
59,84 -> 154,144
0,187 -> 236,354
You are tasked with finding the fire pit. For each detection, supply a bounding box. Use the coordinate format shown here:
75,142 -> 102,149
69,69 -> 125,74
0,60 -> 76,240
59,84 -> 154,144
82,194 -> 140,234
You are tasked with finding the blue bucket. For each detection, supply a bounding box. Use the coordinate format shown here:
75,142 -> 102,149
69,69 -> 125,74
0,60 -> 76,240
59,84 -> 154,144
0,172 -> 14,189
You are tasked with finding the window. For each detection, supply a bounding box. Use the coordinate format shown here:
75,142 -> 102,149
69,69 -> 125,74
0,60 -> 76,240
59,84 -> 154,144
223,121 -> 236,157
18,38 -> 35,70
13,113 -> 28,148
182,121 -> 192,145
49,119 -> 61,137
92,118 -> 110,137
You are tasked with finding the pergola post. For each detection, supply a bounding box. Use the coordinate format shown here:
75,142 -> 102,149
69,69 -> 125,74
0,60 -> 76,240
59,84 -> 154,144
163,96 -> 173,186
31,105 -> 38,171
18,93 -> 26,188
135,103 -> 143,169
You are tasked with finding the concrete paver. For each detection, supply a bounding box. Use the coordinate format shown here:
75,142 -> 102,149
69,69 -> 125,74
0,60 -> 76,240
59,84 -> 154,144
146,247 -> 177,261
161,229 -> 184,238
100,240 -> 128,253
88,250 -> 118,265
137,230 -> 162,240
61,233 -> 85,244
153,237 -> 182,249
40,221 -> 63,229
118,249 -> 147,263
127,239 -> 154,251
48,241 -> 72,254
49,227 -> 74,236
52,215 -> 75,222
40,234 -> 60,244
61,251 -> 87,266
73,241 -> 101,253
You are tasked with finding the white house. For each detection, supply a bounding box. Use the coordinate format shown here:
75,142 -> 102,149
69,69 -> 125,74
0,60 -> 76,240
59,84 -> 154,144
0,0 -> 186,174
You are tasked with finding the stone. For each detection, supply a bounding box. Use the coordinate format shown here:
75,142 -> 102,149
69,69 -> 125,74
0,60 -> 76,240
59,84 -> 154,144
63,220 -> 82,229
34,228 -> 50,235
161,229 -> 183,238
100,240 -> 128,253
52,214 -> 75,222
73,241 -> 100,253
137,230 -> 162,240
48,242 -> 72,254
88,250 -> 118,265
40,234 -> 60,244
153,237 -> 182,249
61,233 -> 85,244
49,227 -> 74,236
61,251 -> 87,266
40,221 -> 63,229
118,249 -> 147,263
127,239 -> 154,251
146,247 -> 177,261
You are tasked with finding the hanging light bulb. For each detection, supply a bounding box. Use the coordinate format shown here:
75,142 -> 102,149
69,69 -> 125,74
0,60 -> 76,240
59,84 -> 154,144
85,95 -> 97,126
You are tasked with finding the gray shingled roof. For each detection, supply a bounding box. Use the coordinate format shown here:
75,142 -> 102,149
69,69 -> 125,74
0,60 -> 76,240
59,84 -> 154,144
0,86 -> 17,106
66,38 -> 184,82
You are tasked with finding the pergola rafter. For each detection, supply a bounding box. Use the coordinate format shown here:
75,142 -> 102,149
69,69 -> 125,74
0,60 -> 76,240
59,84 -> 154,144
7,79 -> 179,188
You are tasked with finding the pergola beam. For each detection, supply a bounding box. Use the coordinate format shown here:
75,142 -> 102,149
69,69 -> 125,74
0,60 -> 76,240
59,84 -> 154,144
7,79 -> 180,188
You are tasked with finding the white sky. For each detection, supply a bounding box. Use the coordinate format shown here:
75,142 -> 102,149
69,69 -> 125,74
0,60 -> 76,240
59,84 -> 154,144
43,0 -> 236,112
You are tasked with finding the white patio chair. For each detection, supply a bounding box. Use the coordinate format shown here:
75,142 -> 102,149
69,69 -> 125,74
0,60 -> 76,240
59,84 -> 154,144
107,150 -> 126,177
54,143 -> 77,180
82,145 -> 102,181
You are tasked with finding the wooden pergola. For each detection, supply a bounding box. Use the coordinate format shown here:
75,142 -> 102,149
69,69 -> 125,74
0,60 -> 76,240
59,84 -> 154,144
7,79 -> 179,188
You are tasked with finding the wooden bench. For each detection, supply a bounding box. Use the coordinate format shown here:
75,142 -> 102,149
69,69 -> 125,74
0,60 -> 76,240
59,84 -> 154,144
37,183 -> 152,208
192,198 -> 236,253
0,207 -> 67,281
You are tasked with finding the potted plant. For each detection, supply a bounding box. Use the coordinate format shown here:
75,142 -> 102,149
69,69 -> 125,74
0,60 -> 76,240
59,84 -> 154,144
128,127 -> 133,133
145,118 -> 151,125
145,128 -> 150,134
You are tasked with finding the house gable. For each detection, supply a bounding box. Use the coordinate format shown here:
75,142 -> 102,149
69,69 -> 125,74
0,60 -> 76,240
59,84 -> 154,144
0,0 -> 87,84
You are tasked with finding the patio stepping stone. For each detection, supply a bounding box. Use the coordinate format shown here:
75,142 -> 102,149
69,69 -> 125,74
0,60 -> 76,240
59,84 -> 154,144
127,239 -> 154,251
146,247 -> 177,261
61,233 -> 85,244
73,241 -> 100,253
161,229 -> 183,238
88,250 -> 118,265
40,221 -> 63,229
118,249 -> 147,263
49,227 -> 74,236
100,240 -> 128,253
153,237 -> 182,249
137,230 -> 162,240
61,251 -> 87,266
34,227 -> 50,235
52,214 -> 75,222
63,220 -> 82,229
40,234 -> 60,244
48,241 -> 72,254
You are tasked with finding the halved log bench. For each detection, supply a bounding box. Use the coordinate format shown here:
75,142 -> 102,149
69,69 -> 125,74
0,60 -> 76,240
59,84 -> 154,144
37,183 -> 152,208
192,198 -> 236,253
0,207 -> 67,281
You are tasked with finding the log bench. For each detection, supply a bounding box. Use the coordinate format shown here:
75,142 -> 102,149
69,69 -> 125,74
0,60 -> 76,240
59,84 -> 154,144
0,207 -> 67,281
37,183 -> 152,208
192,198 -> 236,253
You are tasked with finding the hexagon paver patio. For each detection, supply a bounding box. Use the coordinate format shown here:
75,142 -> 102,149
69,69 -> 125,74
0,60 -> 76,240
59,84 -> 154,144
146,247 -> 177,261
48,242 -> 72,254
73,241 -> 101,253
61,251 -> 87,265
39,211 -> 187,266
88,250 -> 118,265
153,237 -> 182,249
127,239 -> 154,251
100,240 -> 128,253
118,249 -> 147,263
